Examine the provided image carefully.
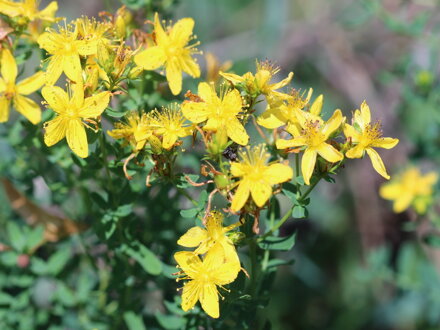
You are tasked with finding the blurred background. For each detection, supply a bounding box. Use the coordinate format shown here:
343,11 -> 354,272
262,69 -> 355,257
2,0 -> 440,329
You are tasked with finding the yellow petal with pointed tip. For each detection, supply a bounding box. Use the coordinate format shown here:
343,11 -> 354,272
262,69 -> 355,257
174,251 -> 201,279
170,17 -> 194,46
63,55 -> 82,83
366,148 -> 389,179
66,119 -> 88,158
45,55 -> 64,85
1,48 -> 17,83
250,182 -> 272,207
16,71 -> 45,95
302,149 -> 317,185
265,163 -> 293,185
231,180 -> 250,212
226,119 -> 248,146
80,92 -> 110,118
370,137 -> 399,149
200,283 -> 219,318
44,116 -> 67,146
181,102 -> 208,123
134,46 -> 166,70
181,280 -> 200,312
345,144 -> 364,159
316,143 -> 343,163
166,60 -> 182,95
0,96 -> 10,122
13,95 -> 41,124
42,86 -> 69,113
178,226 -> 208,248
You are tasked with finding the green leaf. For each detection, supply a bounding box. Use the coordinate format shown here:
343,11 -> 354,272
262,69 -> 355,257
31,257 -> 48,275
292,205 -> 307,218
423,234 -> 440,247
176,174 -> 199,189
0,292 -> 12,305
7,222 -> 26,252
124,311 -> 146,330
180,208 -> 198,218
105,107 -> 128,118
26,226 -> 44,251
155,312 -> 185,330
122,241 -> 162,275
114,204 -> 133,217
258,232 -> 296,251
47,248 -> 70,276
266,258 -> 295,270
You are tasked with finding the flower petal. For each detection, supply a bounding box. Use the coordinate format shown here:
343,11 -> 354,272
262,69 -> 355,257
0,77 -> 5,93
174,251 -> 201,279
0,96 -> 11,123
250,182 -> 272,207
42,86 -> 69,113
38,1 -> 58,21
222,89 -> 242,116
226,119 -> 249,146
181,102 -> 208,123
270,72 -> 293,91
13,95 -> 41,124
370,137 -> 399,149
66,119 -> 88,158
80,91 -> 110,118
310,94 -> 323,116
219,71 -> 245,84
45,55 -> 64,85
170,17 -> 194,46
379,182 -> 402,200
230,162 -> 246,177
345,144 -> 364,159
265,163 -> 293,185
162,132 -> 178,149
360,100 -> 371,125
44,116 -> 67,146
231,180 -> 250,212
177,226 -> 208,248
166,60 -> 182,95
16,71 -> 45,95
181,280 -> 201,312
343,123 -> 360,142
200,283 -> 219,318
180,54 -> 200,78
63,54 -> 82,83
316,143 -> 343,163
134,46 -> 166,70
302,149 -> 317,185
276,136 -> 307,149
1,48 -> 17,83
153,12 -> 168,45
322,109 -> 343,139
366,148 -> 389,179
393,193 -> 413,213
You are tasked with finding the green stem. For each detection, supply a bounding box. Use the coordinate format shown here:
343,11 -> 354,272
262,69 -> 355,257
177,187 -> 198,207
257,174 -> 324,242
99,133 -> 114,194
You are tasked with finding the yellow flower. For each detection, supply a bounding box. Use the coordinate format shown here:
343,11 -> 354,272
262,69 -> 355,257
42,83 -> 110,158
174,244 -> 239,318
134,13 -> 200,95
230,145 -> 293,212
181,82 -> 249,145
257,88 -> 317,129
205,52 -> 232,83
177,211 -> 241,272
38,24 -> 95,85
220,60 -> 293,98
75,16 -> 112,55
107,111 -> 151,151
344,101 -> 399,179
0,0 -> 58,22
276,109 -> 344,185
149,104 -> 192,150
380,167 -> 438,214
0,48 -> 45,124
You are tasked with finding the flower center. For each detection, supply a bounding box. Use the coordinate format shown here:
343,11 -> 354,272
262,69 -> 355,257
303,120 -> 325,147
5,82 -> 16,99
361,122 -> 382,146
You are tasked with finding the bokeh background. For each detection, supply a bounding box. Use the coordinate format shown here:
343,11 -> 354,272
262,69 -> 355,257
2,0 -> 440,329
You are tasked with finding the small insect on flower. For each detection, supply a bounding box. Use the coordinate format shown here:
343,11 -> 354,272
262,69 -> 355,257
380,167 -> 438,214
276,108 -> 344,185
134,13 -> 201,95
0,48 -> 45,124
42,82 -> 110,158
230,144 -> 293,212
181,82 -> 249,146
344,101 -> 399,179
177,210 -> 241,273
174,244 -> 240,318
